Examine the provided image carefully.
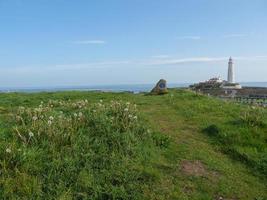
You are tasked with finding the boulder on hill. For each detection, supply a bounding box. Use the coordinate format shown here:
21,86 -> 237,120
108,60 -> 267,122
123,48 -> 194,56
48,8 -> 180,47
150,79 -> 168,95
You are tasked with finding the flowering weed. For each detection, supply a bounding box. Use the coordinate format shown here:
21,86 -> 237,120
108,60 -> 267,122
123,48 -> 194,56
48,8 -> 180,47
0,99 -> 164,199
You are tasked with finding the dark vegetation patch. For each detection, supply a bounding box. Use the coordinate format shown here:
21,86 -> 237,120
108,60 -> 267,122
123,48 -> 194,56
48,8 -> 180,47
152,131 -> 171,148
203,124 -> 220,137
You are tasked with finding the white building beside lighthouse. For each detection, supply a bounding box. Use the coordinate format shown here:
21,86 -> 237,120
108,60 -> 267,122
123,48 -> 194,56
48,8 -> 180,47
190,56 -> 242,90
227,57 -> 234,83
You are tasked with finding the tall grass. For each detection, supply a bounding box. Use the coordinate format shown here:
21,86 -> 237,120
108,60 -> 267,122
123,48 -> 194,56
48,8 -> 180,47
0,99 -> 167,199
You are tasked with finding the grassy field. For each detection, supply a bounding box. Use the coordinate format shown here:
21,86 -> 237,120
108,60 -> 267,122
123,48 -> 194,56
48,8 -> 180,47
0,89 -> 266,200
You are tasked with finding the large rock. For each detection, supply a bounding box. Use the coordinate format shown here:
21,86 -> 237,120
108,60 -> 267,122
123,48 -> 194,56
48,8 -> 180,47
151,79 -> 168,95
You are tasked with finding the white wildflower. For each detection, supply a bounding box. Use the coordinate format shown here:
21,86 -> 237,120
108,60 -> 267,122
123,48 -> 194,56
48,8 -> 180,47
16,115 -> 21,121
79,105 -> 82,109
49,116 -> 54,121
93,110 -> 96,113
126,102 -> 130,105
19,106 -> 25,110
6,148 -> 11,153
85,99 -> 88,103
29,131 -> 34,137
128,114 -> 133,118
133,116 -> 138,120
74,113 -> 78,117
78,112 -> 83,117
18,106 -> 25,113
124,108 -> 129,112
48,120 -> 52,126
100,99 -> 103,103
32,116 -> 38,121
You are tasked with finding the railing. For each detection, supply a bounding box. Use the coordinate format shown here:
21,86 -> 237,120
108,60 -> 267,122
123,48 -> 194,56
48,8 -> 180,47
220,96 -> 267,107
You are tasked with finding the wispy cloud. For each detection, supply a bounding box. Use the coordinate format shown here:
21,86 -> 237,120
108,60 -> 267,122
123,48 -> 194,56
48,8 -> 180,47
145,55 -> 267,66
71,40 -> 106,44
151,55 -> 171,59
176,36 -> 201,40
0,61 -> 131,74
143,57 -> 227,65
175,34 -> 249,40
234,55 -> 267,61
222,34 -> 247,38
52,61 -> 130,70
2,56 -> 267,74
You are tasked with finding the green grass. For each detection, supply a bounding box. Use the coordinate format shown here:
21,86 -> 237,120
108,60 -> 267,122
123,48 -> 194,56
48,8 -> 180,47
0,89 -> 266,199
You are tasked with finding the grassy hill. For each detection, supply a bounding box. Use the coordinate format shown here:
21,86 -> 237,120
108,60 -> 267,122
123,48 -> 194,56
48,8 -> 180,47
0,89 -> 266,199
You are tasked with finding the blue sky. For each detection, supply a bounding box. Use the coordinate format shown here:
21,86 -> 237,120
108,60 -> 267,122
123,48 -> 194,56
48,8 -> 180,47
0,0 -> 267,87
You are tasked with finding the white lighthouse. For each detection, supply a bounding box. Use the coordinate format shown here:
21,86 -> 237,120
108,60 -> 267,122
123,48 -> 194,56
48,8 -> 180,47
227,57 -> 235,83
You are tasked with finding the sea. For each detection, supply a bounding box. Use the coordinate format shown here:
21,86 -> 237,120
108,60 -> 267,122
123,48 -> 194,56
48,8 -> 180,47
0,82 -> 267,93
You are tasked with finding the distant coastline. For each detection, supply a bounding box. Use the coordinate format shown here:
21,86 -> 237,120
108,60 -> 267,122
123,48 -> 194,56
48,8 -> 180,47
241,82 -> 267,88
0,82 -> 267,93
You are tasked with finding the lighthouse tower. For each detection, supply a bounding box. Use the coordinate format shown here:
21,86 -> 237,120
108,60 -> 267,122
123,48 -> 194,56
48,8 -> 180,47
227,57 -> 235,83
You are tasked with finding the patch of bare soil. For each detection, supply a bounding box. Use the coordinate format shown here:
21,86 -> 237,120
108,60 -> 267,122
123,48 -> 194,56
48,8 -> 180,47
181,161 -> 236,199
180,160 -> 206,177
